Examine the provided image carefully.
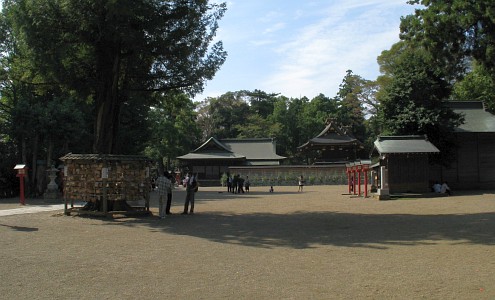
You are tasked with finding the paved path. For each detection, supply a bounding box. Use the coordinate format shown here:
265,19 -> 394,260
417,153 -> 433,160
0,204 -> 65,217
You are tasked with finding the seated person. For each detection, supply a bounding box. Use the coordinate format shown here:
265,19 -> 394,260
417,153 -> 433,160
432,181 -> 442,193
441,181 -> 452,196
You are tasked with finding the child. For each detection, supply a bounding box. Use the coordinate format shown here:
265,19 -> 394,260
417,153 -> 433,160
269,186 -> 274,193
298,175 -> 304,192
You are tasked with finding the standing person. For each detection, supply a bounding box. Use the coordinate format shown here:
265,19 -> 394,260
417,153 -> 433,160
156,172 -> 172,219
175,173 -> 181,187
244,176 -> 250,193
238,175 -> 245,194
227,174 -> 232,193
183,173 -> 190,188
298,175 -> 304,192
164,171 -> 174,215
182,173 -> 198,215
232,174 -> 239,194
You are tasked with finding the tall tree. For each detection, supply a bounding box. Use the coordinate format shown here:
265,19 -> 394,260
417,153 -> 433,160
196,91 -> 250,139
145,92 -> 199,171
244,89 -> 279,118
5,0 -> 227,153
402,0 -> 495,81
334,70 -> 367,142
377,45 -> 463,165
451,63 -> 495,113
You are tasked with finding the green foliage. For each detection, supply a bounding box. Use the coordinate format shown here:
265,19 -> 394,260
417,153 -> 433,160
4,0 -> 227,153
377,45 -> 464,165
144,91 -> 200,169
196,91 -> 250,139
220,172 -> 228,186
334,70 -> 368,142
452,64 -> 495,113
402,0 -> 495,81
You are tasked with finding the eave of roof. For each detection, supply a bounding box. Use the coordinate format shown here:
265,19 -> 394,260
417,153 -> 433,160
60,153 -> 151,161
176,152 -> 245,160
447,101 -> 495,133
373,136 -> 440,155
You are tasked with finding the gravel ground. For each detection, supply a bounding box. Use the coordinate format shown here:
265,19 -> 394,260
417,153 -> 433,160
0,185 -> 494,299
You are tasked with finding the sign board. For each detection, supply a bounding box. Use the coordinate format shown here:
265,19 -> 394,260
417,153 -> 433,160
101,167 -> 109,179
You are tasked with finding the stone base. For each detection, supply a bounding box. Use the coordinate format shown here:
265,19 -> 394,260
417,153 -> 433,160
376,188 -> 390,200
44,190 -> 59,200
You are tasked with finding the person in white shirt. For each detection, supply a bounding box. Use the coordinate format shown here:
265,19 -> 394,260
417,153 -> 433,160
182,173 -> 198,215
441,181 -> 452,196
156,171 -> 173,218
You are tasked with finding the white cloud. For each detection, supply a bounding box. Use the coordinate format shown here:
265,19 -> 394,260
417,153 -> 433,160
194,0 -> 417,101
263,22 -> 286,35
261,1 -> 412,98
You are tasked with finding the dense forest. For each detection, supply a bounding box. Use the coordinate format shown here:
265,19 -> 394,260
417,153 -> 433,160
1,0 -> 495,196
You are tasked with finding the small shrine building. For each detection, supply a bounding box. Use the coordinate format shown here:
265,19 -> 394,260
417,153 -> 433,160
298,118 -> 366,164
177,137 -> 286,183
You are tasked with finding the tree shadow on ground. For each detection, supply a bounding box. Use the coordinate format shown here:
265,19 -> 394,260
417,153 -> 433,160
101,210 -> 495,250
0,223 -> 39,232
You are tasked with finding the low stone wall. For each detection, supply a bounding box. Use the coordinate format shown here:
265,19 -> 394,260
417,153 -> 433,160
228,164 -> 348,186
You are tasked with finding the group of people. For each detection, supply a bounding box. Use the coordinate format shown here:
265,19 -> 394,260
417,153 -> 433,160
432,181 -> 452,196
155,171 -> 198,218
226,174 -> 250,194
155,173 -> 308,217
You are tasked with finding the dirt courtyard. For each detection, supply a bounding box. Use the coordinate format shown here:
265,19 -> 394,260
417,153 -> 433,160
0,185 -> 494,299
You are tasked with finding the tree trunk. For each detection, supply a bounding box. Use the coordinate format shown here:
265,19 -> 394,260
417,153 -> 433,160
93,47 -> 121,154
30,134 -> 39,196
46,138 -> 53,167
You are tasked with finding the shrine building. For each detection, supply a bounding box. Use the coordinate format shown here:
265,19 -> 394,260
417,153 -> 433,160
177,137 -> 286,183
298,118 -> 366,164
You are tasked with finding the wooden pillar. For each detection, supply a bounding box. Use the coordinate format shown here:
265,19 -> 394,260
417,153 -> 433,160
358,168 -> 362,196
347,168 -> 351,194
364,169 -> 368,197
353,169 -> 357,195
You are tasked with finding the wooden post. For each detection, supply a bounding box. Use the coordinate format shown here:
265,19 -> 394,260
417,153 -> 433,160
346,166 -> 351,194
358,168 -> 362,196
353,169 -> 357,195
102,162 -> 108,214
364,169 -> 368,198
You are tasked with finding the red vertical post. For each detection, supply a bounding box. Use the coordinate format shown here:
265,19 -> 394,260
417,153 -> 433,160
364,169 -> 368,198
347,168 -> 351,194
17,174 -> 25,205
353,170 -> 357,195
358,169 -> 362,196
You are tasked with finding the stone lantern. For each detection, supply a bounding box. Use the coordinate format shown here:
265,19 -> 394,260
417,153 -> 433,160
44,165 -> 59,200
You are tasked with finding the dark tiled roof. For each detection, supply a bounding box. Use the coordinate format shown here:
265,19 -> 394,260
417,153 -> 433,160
178,138 -> 286,162
447,101 -> 495,132
373,136 -> 440,154
220,138 -> 286,160
59,153 -> 151,161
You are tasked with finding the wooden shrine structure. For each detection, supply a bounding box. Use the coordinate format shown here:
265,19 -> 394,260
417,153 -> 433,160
371,135 -> 440,194
60,154 -> 152,217
298,118 -> 365,164
430,101 -> 495,189
345,160 -> 372,197
177,137 -> 286,184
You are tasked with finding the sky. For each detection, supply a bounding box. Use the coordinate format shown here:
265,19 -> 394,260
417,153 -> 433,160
195,0 -> 418,101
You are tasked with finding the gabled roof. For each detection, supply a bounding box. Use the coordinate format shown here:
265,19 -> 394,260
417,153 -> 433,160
298,118 -> 361,149
192,137 -> 232,153
373,136 -> 440,155
220,138 -> 286,160
447,101 -> 495,132
177,137 -> 286,162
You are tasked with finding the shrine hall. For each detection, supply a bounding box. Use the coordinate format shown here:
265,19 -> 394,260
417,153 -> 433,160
298,118 -> 366,164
